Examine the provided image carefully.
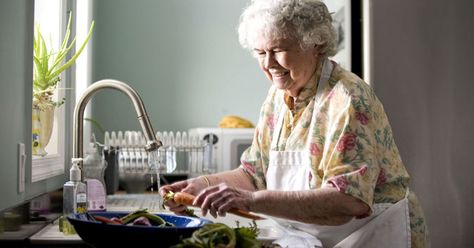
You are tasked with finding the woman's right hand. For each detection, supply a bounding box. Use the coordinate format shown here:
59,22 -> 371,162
159,177 -> 208,215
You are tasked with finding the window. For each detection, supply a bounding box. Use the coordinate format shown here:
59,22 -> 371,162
32,0 -> 67,182
32,0 -> 93,182
75,0 -> 94,142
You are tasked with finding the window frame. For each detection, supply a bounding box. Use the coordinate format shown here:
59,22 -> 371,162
32,0 -> 76,182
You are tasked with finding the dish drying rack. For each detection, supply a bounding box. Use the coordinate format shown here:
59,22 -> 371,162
104,130 -> 214,176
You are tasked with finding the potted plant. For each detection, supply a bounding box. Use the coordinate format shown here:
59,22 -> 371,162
32,14 -> 94,156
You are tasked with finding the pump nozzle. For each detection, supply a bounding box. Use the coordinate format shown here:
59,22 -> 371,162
70,158 -> 83,182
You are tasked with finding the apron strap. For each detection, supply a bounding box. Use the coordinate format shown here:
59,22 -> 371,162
270,58 -> 334,151
271,104 -> 288,150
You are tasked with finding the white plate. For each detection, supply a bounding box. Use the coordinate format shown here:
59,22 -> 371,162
258,226 -> 285,241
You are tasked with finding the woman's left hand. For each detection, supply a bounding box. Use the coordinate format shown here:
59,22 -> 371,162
193,183 -> 255,218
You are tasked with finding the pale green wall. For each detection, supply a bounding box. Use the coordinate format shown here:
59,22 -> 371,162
90,0 -> 268,139
0,0 -> 65,212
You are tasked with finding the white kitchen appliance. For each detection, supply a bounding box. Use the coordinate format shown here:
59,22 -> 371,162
188,128 -> 255,173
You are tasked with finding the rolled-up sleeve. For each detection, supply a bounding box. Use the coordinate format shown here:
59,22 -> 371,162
239,132 -> 267,190
321,82 -> 380,211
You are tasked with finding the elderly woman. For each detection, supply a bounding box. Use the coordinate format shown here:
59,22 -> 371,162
160,0 -> 428,247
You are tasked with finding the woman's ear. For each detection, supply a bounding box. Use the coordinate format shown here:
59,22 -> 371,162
312,44 -> 321,57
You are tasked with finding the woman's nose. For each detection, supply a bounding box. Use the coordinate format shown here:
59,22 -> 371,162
263,53 -> 276,69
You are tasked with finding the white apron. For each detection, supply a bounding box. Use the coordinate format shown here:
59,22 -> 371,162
266,59 -> 411,248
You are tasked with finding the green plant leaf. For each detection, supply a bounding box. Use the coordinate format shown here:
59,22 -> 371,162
33,11 -> 94,93
50,20 -> 95,80
84,117 -> 105,135
50,14 -> 73,72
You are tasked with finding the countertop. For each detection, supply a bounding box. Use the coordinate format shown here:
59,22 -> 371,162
29,220 -> 85,246
28,194 -> 283,247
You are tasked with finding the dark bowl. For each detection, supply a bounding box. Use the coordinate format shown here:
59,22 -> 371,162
67,211 -> 212,248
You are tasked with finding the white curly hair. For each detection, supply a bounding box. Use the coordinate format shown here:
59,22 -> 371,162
238,0 -> 337,58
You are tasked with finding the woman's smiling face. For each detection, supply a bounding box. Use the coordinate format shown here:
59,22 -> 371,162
253,36 -> 320,97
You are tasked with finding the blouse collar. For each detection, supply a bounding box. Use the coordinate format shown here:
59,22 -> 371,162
284,60 -> 324,112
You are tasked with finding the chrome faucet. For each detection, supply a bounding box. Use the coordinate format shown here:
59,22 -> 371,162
73,79 -> 162,179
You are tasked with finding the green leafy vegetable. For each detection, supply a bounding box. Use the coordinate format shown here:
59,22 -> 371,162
172,221 -> 260,248
120,208 -> 171,226
184,208 -> 198,218
235,221 -> 260,248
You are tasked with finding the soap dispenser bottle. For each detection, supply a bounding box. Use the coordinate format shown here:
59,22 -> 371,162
83,133 -> 107,211
63,158 -> 87,214
61,158 -> 87,234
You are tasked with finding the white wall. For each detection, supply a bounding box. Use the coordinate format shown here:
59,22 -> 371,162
372,0 -> 474,247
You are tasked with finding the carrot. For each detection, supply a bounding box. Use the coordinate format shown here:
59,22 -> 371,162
92,215 -> 123,225
228,209 -> 265,220
164,191 -> 265,220
173,191 -> 195,205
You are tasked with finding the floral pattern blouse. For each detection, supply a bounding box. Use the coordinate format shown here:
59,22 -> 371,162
239,61 -> 429,247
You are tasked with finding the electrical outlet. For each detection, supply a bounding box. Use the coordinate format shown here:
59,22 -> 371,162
18,143 -> 26,193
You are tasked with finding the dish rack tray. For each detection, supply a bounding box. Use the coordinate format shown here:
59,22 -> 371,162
104,130 -> 215,176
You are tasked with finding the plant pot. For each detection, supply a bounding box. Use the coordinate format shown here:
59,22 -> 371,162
39,105 -> 55,148
32,105 -> 55,156
32,107 -> 47,156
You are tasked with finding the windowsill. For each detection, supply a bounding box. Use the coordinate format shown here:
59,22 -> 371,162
32,155 -> 65,182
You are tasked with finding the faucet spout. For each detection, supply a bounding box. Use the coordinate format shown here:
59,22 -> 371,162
73,79 -> 161,177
